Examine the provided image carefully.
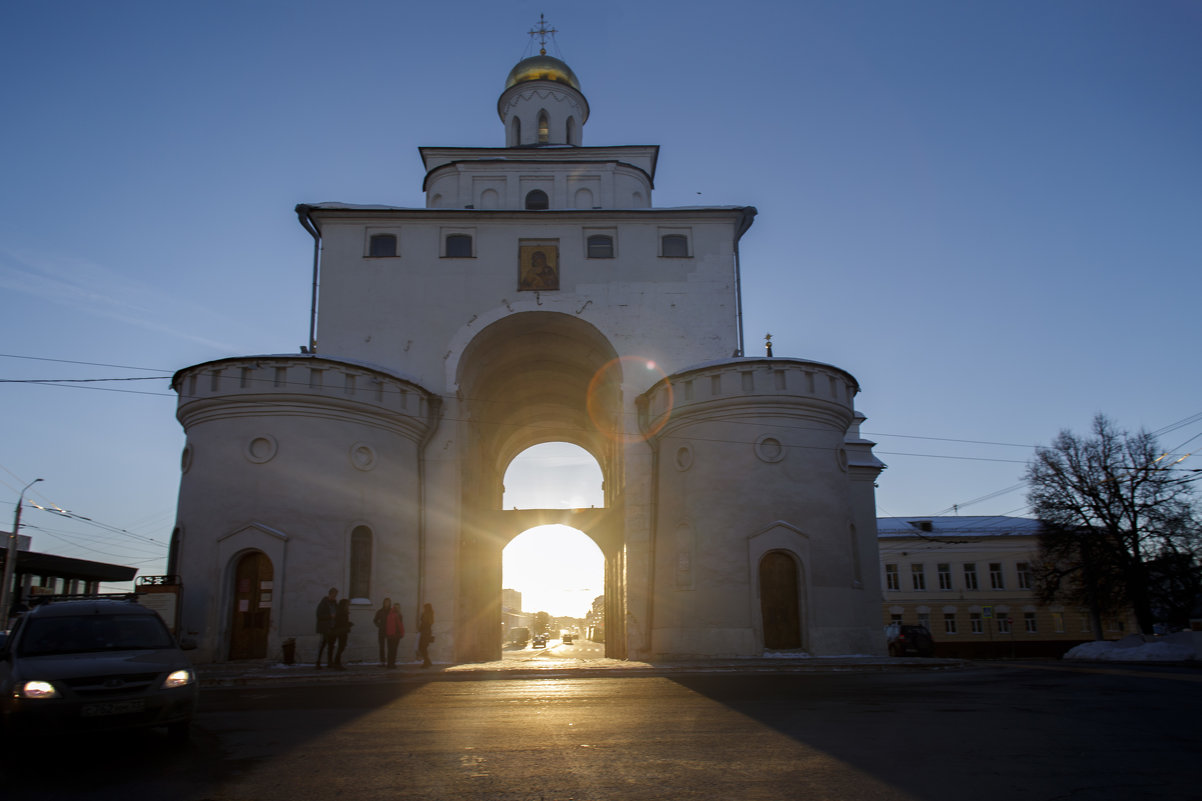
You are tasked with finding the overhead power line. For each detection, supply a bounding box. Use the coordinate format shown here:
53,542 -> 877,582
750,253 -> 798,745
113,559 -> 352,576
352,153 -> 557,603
0,353 -> 173,373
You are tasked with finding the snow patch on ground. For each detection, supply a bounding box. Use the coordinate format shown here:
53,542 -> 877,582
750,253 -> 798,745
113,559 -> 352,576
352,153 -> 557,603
1064,631 -> 1201,662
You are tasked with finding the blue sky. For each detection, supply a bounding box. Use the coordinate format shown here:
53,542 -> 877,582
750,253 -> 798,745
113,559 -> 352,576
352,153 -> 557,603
2,1 -> 1200,587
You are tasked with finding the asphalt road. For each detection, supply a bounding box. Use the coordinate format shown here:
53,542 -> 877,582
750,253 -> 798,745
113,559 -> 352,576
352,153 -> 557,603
3,661 -> 1200,801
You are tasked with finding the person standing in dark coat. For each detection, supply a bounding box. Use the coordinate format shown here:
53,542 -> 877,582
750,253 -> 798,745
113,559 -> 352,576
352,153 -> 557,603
331,598 -> 353,670
372,598 -> 393,664
383,603 -> 405,668
418,603 -> 434,668
314,587 -> 338,669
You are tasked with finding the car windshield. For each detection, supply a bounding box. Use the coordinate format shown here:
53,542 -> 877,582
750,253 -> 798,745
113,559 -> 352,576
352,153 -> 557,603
17,614 -> 176,656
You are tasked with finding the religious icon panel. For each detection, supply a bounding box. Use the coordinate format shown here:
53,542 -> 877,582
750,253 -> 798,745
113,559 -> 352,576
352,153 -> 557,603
518,243 -> 559,291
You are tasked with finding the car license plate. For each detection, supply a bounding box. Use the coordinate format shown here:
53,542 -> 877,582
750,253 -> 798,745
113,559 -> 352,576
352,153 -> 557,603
81,699 -> 146,717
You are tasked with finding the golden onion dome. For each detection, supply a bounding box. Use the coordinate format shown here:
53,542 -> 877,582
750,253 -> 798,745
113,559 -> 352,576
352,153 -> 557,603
504,55 -> 581,92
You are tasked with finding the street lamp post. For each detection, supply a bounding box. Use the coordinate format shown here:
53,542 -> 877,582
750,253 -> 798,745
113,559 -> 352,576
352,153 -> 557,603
1,478 -> 42,628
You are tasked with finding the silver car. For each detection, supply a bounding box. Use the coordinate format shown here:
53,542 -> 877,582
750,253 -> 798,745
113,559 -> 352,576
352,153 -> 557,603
0,599 -> 198,740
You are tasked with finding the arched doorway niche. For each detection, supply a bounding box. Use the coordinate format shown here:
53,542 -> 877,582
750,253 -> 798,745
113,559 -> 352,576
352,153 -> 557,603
454,312 -> 626,662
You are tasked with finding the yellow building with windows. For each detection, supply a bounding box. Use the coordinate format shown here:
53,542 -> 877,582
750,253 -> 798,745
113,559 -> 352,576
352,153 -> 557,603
878,516 -> 1138,658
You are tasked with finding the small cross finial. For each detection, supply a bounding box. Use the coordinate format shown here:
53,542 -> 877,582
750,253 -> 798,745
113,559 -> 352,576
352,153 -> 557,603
765,332 -> 773,358
528,13 -> 557,56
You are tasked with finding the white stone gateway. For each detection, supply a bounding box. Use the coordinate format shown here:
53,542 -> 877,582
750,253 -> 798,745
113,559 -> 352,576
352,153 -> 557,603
169,39 -> 887,665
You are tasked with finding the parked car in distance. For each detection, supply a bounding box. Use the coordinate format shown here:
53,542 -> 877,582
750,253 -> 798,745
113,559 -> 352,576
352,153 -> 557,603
885,623 -> 935,657
531,633 -> 548,648
562,633 -> 574,644
0,599 -> 198,740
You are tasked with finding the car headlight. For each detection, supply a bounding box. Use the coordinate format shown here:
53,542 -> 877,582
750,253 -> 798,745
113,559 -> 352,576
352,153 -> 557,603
161,669 -> 196,689
18,680 -> 59,699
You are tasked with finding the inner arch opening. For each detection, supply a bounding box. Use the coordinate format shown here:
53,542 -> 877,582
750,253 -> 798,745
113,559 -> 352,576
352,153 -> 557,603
503,442 -> 604,510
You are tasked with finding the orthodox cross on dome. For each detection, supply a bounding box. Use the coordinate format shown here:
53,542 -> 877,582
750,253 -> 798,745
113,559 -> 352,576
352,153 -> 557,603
527,13 -> 558,56
765,333 -> 774,357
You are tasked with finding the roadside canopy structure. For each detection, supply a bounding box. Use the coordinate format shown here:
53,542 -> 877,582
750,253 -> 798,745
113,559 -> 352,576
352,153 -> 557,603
2,550 -> 136,612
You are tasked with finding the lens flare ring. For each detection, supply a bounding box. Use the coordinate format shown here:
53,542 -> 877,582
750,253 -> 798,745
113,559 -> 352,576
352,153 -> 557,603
586,356 -> 673,444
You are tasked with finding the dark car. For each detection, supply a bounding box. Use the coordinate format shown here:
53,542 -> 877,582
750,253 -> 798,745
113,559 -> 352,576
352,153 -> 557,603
562,633 -> 574,644
531,634 -> 548,648
0,599 -> 198,740
887,624 -> 935,657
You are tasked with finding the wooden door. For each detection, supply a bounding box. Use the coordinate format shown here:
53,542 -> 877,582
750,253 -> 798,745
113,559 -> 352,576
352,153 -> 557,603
229,551 -> 273,660
760,551 -> 802,650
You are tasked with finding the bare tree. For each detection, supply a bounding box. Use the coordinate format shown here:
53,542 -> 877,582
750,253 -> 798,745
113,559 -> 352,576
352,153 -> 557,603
1025,415 -> 1200,637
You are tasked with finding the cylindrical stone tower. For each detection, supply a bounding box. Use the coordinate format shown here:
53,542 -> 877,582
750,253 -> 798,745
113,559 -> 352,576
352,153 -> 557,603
170,355 -> 436,663
639,357 -> 886,658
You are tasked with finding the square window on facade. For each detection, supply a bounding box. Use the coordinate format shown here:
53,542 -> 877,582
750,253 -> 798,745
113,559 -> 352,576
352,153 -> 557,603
937,563 -> 952,591
963,563 -> 979,591
989,563 -> 1005,590
587,234 -> 614,258
911,564 -> 926,591
997,616 -> 1011,634
368,233 -> 397,258
885,564 -> 899,591
1024,612 -> 1038,633
661,233 -> 689,258
1016,562 -> 1032,589
944,613 -> 957,635
970,613 -> 983,634
1053,612 -> 1064,633
445,234 -> 473,258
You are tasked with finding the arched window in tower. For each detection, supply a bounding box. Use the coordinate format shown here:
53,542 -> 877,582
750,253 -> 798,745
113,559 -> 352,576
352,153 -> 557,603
566,116 -> 576,145
525,189 -> 549,210
537,111 -> 550,144
349,526 -> 372,600
512,116 -> 521,145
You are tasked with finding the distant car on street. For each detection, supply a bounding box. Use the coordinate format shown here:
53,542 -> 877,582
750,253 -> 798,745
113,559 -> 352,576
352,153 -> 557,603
507,627 -> 530,648
0,598 -> 198,740
886,624 -> 935,657
562,633 -> 574,644
531,634 -> 548,648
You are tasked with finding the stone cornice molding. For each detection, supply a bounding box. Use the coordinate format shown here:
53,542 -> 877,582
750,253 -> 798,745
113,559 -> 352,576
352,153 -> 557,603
174,357 -> 435,441
640,358 -> 860,441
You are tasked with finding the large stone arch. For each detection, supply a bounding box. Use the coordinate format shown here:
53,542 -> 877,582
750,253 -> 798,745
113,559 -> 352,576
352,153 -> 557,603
452,311 -> 626,662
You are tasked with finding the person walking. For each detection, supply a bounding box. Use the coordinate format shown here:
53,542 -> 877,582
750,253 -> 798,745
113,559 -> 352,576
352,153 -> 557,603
331,598 -> 353,670
384,602 -> 405,668
418,603 -> 434,668
372,598 -> 393,664
314,587 -> 338,669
